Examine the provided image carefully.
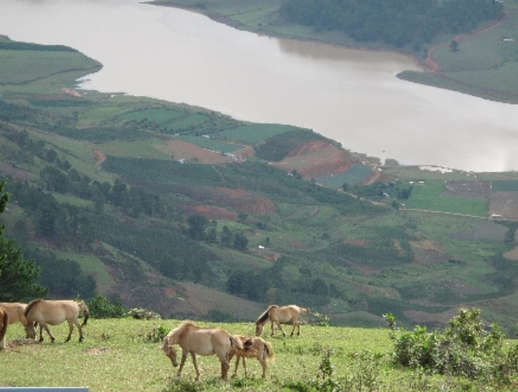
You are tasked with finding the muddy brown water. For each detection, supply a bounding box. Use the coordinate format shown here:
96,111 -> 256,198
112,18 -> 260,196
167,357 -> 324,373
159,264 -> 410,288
2,0 -> 518,171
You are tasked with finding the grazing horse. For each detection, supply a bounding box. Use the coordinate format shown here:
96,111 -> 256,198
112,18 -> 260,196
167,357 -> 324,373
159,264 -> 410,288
0,302 -> 33,338
25,299 -> 89,343
229,335 -> 274,378
0,307 -> 7,350
255,304 -> 309,337
162,321 -> 243,381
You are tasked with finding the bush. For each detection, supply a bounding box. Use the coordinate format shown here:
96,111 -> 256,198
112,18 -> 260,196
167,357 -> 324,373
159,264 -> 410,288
141,324 -> 169,343
392,308 -> 518,381
87,295 -> 126,318
127,307 -> 161,320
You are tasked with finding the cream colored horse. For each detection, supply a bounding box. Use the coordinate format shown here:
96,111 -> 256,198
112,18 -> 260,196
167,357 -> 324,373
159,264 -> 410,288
229,335 -> 274,378
162,321 -> 243,381
0,302 -> 33,338
25,299 -> 89,343
255,304 -> 309,337
0,307 -> 7,350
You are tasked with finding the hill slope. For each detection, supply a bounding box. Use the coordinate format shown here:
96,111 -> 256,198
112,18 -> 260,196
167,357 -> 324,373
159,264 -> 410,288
2,37 -> 518,332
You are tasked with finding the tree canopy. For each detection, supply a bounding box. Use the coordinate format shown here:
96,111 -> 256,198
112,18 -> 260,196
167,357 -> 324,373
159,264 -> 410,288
0,179 -> 47,301
279,0 -> 503,51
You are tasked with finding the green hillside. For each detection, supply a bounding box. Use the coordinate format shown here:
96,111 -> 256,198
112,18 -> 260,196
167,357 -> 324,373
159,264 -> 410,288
2,36 -> 518,334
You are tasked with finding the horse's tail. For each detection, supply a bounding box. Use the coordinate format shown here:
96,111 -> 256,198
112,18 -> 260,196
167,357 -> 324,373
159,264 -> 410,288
256,305 -> 277,325
0,309 -> 8,348
229,334 -> 244,350
79,301 -> 89,326
264,340 -> 274,361
24,299 -> 43,319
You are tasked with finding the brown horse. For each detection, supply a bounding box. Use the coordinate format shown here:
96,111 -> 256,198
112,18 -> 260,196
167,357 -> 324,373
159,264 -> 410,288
0,302 -> 33,338
25,299 -> 89,343
0,307 -> 7,350
255,304 -> 309,337
162,321 -> 243,381
229,335 -> 274,378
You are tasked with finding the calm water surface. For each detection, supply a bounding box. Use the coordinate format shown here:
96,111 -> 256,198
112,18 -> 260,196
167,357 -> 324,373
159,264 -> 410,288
2,0 -> 518,171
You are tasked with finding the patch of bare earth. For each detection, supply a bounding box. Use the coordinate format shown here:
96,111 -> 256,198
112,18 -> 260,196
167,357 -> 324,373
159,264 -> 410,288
185,204 -> 238,221
156,140 -> 230,164
490,191 -> 518,220
0,162 -> 36,181
273,140 -> 354,178
410,240 -> 449,265
93,148 -> 106,167
443,180 -> 491,199
62,88 -> 82,97
87,347 -> 111,355
187,186 -> 276,216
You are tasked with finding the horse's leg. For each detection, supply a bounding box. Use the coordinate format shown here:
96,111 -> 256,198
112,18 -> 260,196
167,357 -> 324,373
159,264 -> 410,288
276,321 -> 286,337
297,321 -> 301,336
221,358 -> 230,380
242,357 -> 247,378
260,357 -> 267,378
231,353 -> 239,378
42,323 -> 56,343
270,320 -> 275,336
38,323 -> 44,343
177,350 -> 188,378
191,352 -> 201,381
65,320 -> 74,342
289,322 -> 297,337
74,320 -> 84,342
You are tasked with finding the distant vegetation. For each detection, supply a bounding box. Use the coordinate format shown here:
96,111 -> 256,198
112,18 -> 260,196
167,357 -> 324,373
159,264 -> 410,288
279,0 -> 503,51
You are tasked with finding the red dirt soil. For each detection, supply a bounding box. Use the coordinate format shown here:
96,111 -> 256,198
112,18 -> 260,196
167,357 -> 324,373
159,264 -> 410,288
210,187 -> 276,216
186,204 -> 238,221
93,148 -> 106,166
159,140 -> 231,164
274,140 -> 355,178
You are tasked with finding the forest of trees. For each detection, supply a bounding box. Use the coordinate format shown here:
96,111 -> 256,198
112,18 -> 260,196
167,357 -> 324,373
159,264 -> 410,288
279,0 -> 503,51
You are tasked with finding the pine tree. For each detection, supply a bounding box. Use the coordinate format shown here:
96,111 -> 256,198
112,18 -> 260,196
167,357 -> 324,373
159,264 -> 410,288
0,179 -> 47,301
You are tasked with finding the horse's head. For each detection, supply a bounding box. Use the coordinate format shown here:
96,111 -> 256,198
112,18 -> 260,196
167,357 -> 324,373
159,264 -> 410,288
25,322 -> 36,340
162,334 -> 177,367
78,300 -> 90,326
255,322 -> 264,337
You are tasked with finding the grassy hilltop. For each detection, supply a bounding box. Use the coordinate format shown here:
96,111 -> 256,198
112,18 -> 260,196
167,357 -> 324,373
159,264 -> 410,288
152,0 -> 518,104
3,35 -> 518,334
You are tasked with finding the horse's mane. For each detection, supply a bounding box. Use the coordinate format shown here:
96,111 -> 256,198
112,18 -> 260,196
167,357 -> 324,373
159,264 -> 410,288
24,298 -> 44,317
256,305 -> 278,325
177,320 -> 198,331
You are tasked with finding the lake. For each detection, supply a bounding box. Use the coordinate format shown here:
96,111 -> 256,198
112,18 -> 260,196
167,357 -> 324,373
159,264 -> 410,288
2,0 -> 518,171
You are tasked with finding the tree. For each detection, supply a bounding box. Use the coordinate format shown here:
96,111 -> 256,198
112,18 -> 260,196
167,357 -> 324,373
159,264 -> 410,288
0,180 -> 47,301
449,40 -> 459,52
233,232 -> 248,251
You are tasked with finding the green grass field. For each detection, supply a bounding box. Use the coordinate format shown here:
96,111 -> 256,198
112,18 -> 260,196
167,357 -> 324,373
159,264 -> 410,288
405,181 -> 488,217
2,318 -> 516,392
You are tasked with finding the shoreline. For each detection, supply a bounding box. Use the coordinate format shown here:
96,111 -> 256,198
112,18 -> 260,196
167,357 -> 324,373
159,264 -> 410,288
149,0 -> 516,105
